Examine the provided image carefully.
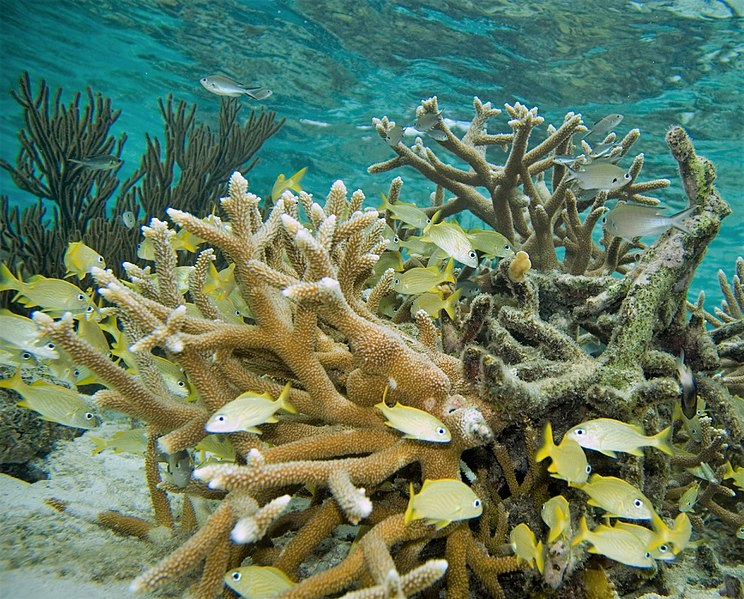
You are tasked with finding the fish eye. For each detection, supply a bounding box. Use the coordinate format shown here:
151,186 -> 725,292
76,293 -> 85,301
393,278 -> 400,285
585,465 -> 592,474
231,572 -> 242,582
97,256 -> 104,262
659,544 -> 669,553
216,415 -> 226,422
436,427 -> 446,435
21,351 -> 32,360
425,218 -> 431,224
392,235 -> 399,243
468,250 -> 477,259
633,499 -> 644,508
85,412 -> 95,420
504,244 -> 511,251
46,342 -> 55,350
644,551 -> 651,559
473,499 -> 481,508
86,306 -> 94,313
612,177 -> 618,183
624,173 -> 631,179
178,380 -> 186,387
74,368 -> 81,376
601,217 -> 607,224
575,428 -> 585,436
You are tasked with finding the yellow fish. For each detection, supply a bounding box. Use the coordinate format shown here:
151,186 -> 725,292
465,228 -> 515,259
205,383 -> 295,434
90,428 -> 148,456
541,495 -> 571,543
423,214 -> 479,268
224,565 -> 295,598
572,474 -> 653,520
536,422 -> 591,484
572,517 -> 655,568
379,194 -> 431,229
411,287 -> 462,320
0,310 -> 58,362
195,434 -> 237,462
673,395 -> 706,443
509,522 -> 545,573
610,521 -> 675,561
678,482 -> 700,513
271,166 -> 307,201
405,479 -> 482,530
648,511 -> 692,555
723,461 -> 744,490
0,264 -> 95,315
394,259 -> 455,295
564,418 -> 673,458
63,241 -> 105,279
375,394 -> 451,443
0,368 -> 98,429
202,262 -> 237,301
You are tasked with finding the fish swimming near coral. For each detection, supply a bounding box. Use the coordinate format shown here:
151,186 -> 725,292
384,124 -> 404,146
603,202 -> 696,242
90,428 -> 148,456
541,495 -> 571,543
465,228 -> 514,258
536,422 -> 592,484
205,383 -> 295,434
610,521 -> 676,561
423,214 -> 479,268
68,154 -> 123,170
0,310 -> 58,362
121,210 -> 136,229
271,167 -> 308,201
0,368 -> 98,429
678,482 -> 700,513
573,516 -> 655,568
565,162 -> 631,191
415,109 -> 442,132
393,259 -> 455,295
0,264 -> 95,315
648,511 -> 693,555
676,350 -> 697,419
199,75 -> 272,100
64,241 -> 106,279
375,393 -> 451,443
405,479 -> 482,530
509,522 -> 545,573
379,194 -> 431,229
160,449 -> 193,488
572,474 -> 654,520
583,113 -> 623,139
410,288 -> 462,320
224,565 -> 295,598
564,418 -> 673,457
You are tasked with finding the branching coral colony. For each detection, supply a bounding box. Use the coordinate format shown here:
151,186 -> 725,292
26,96 -> 743,598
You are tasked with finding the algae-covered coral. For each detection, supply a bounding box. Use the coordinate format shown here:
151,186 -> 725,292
4,95 -> 743,598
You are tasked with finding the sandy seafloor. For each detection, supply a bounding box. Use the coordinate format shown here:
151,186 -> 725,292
0,423 -> 742,599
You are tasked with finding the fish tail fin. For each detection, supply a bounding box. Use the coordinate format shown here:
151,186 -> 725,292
0,262 -> 21,293
571,516 -> 589,547
246,87 -> 272,101
442,288 -> 462,320
442,258 -> 456,284
277,383 -> 296,414
670,206 -> 697,233
652,425 -> 674,455
287,167 -> 308,192
0,367 -> 22,391
404,483 -> 416,524
534,540 -> 545,574
16,400 -> 30,409
423,210 -> 442,234
535,422 -> 554,463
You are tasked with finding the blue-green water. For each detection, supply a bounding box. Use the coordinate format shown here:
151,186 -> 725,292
1,0 -> 742,303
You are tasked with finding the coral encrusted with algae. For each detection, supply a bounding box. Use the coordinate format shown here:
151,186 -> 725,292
15,96 -> 742,599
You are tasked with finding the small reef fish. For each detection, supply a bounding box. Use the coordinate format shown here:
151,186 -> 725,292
0,310 -> 58,362
610,521 -> 675,561
565,162 -> 631,191
0,368 -> 98,429
603,202 -> 696,242
676,350 -> 697,420
394,259 -> 455,295
678,482 -> 700,512
405,478 -> 482,530
151,355 -> 191,398
564,418 -> 673,458
584,114 -> 623,139
673,395 -> 706,443
68,154 -> 123,170
424,215 -> 479,268
161,449 -> 193,488
375,394 -> 451,443
90,428 -> 148,456
536,422 -> 592,484
121,210 -> 136,229
411,288 -> 462,320
63,241 -> 106,279
199,75 -> 272,100
425,128 -> 448,141
384,124 -> 404,146
271,167 -> 307,201
541,495 -> 571,543
224,565 -> 295,598
415,110 -> 442,131
723,461 -> 744,490
572,474 -> 653,520
379,195 -> 431,230
205,383 -> 295,434
649,511 -> 692,555
572,516 -> 655,568
509,522 -> 545,573
465,228 -> 514,259
0,264 -> 95,314
195,434 -> 237,462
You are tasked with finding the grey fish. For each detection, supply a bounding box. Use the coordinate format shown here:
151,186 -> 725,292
566,162 -> 631,191
161,449 -> 193,488
121,211 -> 136,229
199,75 -> 272,100
426,129 -> 448,141
584,114 -> 623,138
415,110 -> 442,131
603,202 -> 696,241
384,124 -> 404,146
676,350 -> 697,419
68,154 -> 122,171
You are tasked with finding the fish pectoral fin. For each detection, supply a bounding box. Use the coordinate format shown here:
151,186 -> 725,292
245,427 -> 262,434
598,449 -> 619,458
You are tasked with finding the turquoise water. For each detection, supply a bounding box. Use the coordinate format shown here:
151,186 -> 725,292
1,0 -> 741,303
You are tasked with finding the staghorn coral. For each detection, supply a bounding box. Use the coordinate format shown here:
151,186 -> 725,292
16,96 -> 743,598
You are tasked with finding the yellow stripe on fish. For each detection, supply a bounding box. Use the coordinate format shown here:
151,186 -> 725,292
205,383 -> 295,434
405,479 -> 482,530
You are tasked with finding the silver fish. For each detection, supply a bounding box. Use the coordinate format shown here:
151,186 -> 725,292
603,202 -> 696,242
565,163 -> 631,191
121,211 -> 136,229
68,154 -> 122,171
384,124 -> 404,146
676,350 -> 697,419
415,110 -> 442,131
584,114 -> 623,138
161,449 -> 193,488
199,75 -> 272,100
426,129 -> 448,141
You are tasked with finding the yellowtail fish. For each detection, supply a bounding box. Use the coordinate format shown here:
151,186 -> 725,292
199,75 -> 272,100
379,194 -> 431,230
375,392 -> 451,443
676,350 -> 697,420
271,166 -> 307,201
566,162 -> 631,191
536,422 -> 591,484
411,288 -> 462,320
205,383 -> 295,434
723,461 -> 744,490
384,124 -> 404,146
572,474 -> 653,520
0,264 -> 95,315
224,565 -> 295,598
0,368 -> 98,429
423,214 -> 479,268
678,482 -> 700,513
610,521 -> 675,561
509,522 -> 545,573
90,428 -> 148,456
583,114 -> 623,139
564,418 -> 673,458
405,479 -> 482,530
648,511 -> 692,555
572,516 -> 655,568
394,259 -> 455,295
541,495 -> 571,543
68,154 -> 122,170
603,202 -> 696,242
465,229 -> 514,259
63,241 -> 106,279
0,310 -> 58,362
